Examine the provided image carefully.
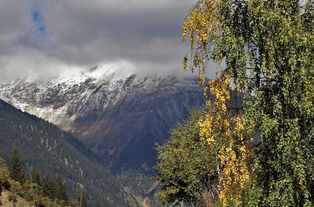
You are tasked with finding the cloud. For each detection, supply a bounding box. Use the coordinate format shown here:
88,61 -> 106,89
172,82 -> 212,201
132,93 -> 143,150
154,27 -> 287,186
0,0 -> 217,82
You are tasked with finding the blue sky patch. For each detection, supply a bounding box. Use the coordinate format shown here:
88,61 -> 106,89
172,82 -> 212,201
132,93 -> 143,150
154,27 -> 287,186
32,10 -> 44,22
31,10 -> 46,36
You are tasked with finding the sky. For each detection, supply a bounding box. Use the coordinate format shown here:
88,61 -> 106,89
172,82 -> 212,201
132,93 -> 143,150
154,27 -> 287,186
0,0 -> 219,82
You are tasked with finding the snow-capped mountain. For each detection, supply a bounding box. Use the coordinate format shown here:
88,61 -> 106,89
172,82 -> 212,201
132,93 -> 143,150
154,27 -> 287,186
0,64 -> 134,124
0,65 -> 204,171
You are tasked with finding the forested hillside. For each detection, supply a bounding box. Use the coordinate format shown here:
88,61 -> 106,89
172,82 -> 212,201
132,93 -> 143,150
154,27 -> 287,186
0,153 -> 70,207
0,99 -> 137,207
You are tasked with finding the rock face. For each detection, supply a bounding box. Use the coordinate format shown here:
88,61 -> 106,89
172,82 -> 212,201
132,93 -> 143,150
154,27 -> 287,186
0,65 -> 204,171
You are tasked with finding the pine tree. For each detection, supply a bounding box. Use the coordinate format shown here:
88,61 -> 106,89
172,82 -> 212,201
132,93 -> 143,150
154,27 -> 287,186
31,169 -> 41,185
75,189 -> 88,207
42,176 -> 55,199
9,150 -> 25,184
0,157 -> 10,192
95,201 -> 101,207
54,175 -> 68,203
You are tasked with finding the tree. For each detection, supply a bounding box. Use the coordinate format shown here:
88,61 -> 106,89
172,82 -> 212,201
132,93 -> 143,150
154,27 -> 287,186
54,175 -> 69,204
182,0 -> 313,206
42,176 -> 55,199
0,157 -> 10,192
75,189 -> 88,207
196,72 -> 251,207
154,109 -> 219,206
95,201 -> 101,207
9,150 -> 26,184
31,169 -> 42,185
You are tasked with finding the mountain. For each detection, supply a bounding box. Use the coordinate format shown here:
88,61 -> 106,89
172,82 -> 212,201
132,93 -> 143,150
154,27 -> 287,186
0,99 -> 136,207
0,65 -> 204,172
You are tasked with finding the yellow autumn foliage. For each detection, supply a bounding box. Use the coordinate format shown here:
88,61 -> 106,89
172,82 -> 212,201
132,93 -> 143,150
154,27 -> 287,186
196,72 -> 251,206
182,1 -> 254,205
182,0 -> 313,206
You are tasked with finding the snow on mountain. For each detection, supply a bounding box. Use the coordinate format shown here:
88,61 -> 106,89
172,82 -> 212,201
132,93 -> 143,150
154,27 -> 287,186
0,64 -> 197,124
0,64 -> 132,123
0,64 -> 204,171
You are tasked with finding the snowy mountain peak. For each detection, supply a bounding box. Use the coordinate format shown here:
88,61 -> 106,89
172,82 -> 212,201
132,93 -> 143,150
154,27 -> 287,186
0,64 -> 200,125
84,65 -> 117,79
55,63 -> 135,86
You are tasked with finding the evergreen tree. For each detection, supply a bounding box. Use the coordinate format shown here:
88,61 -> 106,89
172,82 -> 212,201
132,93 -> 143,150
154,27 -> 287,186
9,150 -> 25,184
54,175 -> 68,203
42,176 -> 55,199
31,169 -> 41,185
95,201 -> 101,207
0,158 -> 10,192
75,189 -> 88,207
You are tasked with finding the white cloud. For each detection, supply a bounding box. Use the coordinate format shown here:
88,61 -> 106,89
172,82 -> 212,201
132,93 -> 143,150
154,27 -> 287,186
0,0 -> 213,82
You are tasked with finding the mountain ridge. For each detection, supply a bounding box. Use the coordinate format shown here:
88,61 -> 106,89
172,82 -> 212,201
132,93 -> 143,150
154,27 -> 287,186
0,65 -> 204,172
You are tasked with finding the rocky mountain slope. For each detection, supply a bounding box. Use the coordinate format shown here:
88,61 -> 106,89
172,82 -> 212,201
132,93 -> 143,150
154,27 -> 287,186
0,65 -> 204,171
0,99 -> 136,207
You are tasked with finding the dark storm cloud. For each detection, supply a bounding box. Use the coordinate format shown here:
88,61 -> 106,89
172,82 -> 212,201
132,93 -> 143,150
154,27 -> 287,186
0,0 -> 219,82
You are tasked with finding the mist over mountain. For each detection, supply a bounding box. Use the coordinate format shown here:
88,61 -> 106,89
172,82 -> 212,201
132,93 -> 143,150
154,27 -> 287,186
0,65 -> 204,172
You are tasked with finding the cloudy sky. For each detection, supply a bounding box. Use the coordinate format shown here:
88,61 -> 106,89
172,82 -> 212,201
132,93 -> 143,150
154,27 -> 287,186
0,0 -> 209,82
